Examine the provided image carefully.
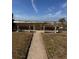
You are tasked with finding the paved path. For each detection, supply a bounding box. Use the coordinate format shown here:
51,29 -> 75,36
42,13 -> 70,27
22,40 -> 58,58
27,31 -> 48,59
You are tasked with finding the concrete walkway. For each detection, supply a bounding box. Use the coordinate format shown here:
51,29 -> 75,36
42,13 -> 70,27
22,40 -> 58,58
27,31 -> 48,59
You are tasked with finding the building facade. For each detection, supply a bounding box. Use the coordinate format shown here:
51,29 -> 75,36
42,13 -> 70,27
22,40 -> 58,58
12,20 -> 60,32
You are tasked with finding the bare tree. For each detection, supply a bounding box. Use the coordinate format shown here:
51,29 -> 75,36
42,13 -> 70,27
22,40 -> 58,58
58,18 -> 67,31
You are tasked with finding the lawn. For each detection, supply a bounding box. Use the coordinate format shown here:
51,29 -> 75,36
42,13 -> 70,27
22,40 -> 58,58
12,32 -> 33,59
42,32 -> 67,59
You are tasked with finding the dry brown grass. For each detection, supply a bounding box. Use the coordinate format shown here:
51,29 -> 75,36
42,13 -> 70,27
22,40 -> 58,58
42,32 -> 67,59
12,32 -> 33,59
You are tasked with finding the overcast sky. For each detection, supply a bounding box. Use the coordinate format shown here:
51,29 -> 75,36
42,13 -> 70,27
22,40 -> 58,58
12,0 -> 67,21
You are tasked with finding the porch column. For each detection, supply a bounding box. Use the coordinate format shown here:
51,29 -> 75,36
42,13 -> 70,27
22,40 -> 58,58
29,25 -> 31,30
54,26 -> 57,33
43,26 -> 45,30
17,25 -> 19,32
33,25 -> 35,30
